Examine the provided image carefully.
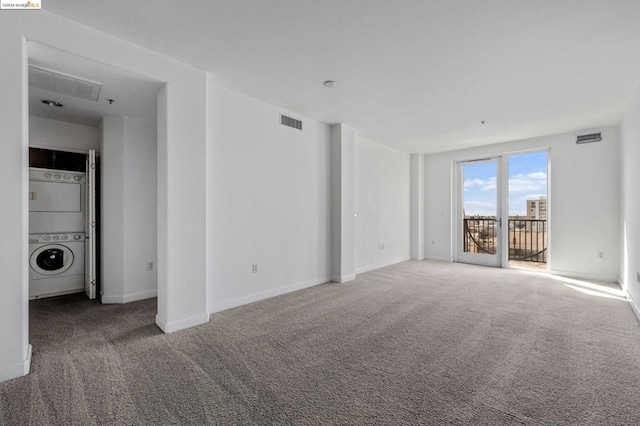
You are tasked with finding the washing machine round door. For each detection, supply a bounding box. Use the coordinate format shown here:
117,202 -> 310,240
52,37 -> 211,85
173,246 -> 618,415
30,244 -> 74,276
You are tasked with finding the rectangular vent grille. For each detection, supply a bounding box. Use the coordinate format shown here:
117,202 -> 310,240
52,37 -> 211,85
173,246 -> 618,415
29,65 -> 102,102
280,114 -> 302,130
576,133 -> 602,144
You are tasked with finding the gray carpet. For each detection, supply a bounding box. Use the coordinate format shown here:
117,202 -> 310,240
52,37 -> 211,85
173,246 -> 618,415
2,260 -> 640,425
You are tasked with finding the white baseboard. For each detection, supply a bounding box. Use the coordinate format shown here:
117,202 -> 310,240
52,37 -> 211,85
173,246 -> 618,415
209,276 -> 330,314
155,312 -> 209,334
549,269 -> 618,283
331,274 -> 356,283
355,258 -> 410,275
424,255 -> 452,262
0,344 -> 32,383
101,289 -> 157,304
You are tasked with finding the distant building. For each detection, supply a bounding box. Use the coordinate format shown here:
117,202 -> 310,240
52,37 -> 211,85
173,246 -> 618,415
527,196 -> 547,220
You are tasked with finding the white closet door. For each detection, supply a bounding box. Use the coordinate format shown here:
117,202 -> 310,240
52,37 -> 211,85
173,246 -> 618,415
85,150 -> 97,299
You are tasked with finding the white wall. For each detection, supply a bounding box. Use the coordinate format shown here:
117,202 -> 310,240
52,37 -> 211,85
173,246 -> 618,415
101,117 -> 157,303
0,10 -> 207,381
620,82 -> 640,315
207,82 -> 332,313
100,117 -> 125,301
410,153 -> 425,260
330,123 -> 356,283
354,137 -> 411,273
29,116 -> 99,152
0,22 -> 29,383
424,126 -> 620,281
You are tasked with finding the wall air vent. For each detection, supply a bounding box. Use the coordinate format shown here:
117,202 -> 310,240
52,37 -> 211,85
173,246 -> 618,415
576,132 -> 602,144
29,65 -> 102,102
280,114 -> 302,130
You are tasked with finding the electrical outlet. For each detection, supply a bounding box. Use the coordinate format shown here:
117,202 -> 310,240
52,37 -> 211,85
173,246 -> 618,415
636,271 -> 640,284
146,261 -> 154,271
252,264 -> 258,273
597,251 -> 604,259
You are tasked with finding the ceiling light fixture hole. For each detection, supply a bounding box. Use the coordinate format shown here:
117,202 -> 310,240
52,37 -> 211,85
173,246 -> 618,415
323,80 -> 335,88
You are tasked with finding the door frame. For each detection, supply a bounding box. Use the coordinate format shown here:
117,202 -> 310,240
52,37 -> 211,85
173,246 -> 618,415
455,156 -> 504,267
452,148 -> 551,270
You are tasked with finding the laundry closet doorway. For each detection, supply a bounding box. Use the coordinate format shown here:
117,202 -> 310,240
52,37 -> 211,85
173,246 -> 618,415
28,146 -> 97,299
27,41 -> 163,306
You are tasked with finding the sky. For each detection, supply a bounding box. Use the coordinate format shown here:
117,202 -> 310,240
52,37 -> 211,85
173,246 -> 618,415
462,151 -> 547,216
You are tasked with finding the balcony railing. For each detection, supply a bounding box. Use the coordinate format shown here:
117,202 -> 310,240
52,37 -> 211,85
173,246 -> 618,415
463,218 -> 547,263
508,219 -> 547,263
463,218 -> 497,255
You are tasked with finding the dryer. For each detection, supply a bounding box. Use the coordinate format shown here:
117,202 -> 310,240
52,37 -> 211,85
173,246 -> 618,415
29,232 -> 85,299
29,168 -> 86,234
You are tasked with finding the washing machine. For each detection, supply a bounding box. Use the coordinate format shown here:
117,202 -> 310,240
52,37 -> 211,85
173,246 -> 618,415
29,232 -> 85,299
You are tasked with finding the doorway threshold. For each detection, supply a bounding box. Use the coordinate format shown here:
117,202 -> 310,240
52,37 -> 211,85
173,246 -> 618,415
508,260 -> 548,272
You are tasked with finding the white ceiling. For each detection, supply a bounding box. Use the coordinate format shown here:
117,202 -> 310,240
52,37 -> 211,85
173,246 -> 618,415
28,42 -> 163,127
44,0 -> 640,152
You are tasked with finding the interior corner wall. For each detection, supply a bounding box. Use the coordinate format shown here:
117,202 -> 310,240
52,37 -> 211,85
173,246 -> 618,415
206,81 -> 332,313
424,126 -> 620,281
620,81 -> 640,313
122,118 -> 158,301
100,117 -> 125,301
101,117 -> 157,304
410,153 -> 425,261
29,116 -> 99,152
0,21 -> 29,383
354,136 -> 411,273
330,123 -> 356,283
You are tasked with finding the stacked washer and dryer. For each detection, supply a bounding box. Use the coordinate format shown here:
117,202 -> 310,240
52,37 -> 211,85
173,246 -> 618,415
28,149 -> 97,300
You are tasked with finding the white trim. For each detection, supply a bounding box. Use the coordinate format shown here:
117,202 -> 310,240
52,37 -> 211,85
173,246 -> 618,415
331,274 -> 356,283
0,345 -> 32,383
29,288 -> 83,300
549,269 -> 618,283
209,277 -> 330,314
627,288 -> 640,323
101,289 -> 158,304
155,312 -> 209,334
29,144 -> 89,154
424,255 -> 452,262
355,258 -> 410,275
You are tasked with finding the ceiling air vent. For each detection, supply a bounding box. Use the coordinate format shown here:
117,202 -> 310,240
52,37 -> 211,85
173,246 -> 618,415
280,114 -> 302,130
29,65 -> 102,102
576,132 -> 602,144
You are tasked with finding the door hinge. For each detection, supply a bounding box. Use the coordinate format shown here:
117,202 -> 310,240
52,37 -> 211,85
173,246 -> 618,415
90,163 -> 96,169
